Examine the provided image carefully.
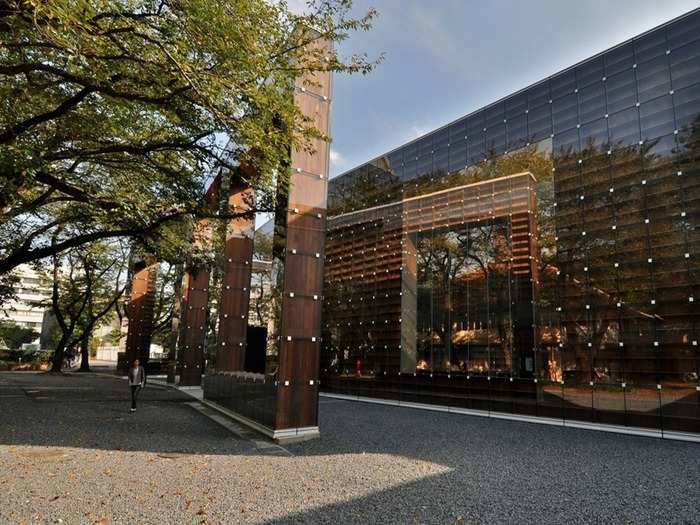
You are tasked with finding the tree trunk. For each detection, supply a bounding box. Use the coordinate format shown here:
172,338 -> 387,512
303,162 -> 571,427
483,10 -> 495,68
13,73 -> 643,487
50,335 -> 69,373
79,335 -> 90,372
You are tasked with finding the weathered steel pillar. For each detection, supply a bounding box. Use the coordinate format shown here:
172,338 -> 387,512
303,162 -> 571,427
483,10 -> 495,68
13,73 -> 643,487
177,217 -> 213,386
124,257 -> 157,371
273,39 -> 332,433
216,176 -> 255,371
202,38 -> 332,441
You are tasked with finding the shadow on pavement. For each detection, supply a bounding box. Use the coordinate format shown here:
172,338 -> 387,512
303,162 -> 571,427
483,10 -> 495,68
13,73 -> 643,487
2,372 -> 699,524
0,371 -> 255,456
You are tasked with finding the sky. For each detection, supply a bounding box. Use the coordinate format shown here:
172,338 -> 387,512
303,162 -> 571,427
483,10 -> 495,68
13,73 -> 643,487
326,0 -> 700,177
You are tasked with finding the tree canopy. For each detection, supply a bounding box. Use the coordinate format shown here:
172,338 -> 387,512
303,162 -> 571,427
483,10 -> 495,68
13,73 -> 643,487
0,0 -> 380,290
0,319 -> 39,351
35,238 -> 130,371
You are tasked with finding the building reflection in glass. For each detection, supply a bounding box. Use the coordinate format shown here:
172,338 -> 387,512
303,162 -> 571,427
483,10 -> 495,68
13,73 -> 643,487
321,9 -> 700,435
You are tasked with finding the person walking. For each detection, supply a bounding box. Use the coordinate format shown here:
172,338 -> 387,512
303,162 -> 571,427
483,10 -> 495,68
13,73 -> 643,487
128,359 -> 146,412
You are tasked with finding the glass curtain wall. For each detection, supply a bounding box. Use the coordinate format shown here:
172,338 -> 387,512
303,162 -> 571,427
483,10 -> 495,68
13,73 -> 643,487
321,9 -> 700,434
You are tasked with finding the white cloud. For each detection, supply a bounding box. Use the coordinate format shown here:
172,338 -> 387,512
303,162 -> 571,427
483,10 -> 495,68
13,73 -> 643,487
329,148 -> 344,166
410,125 -> 430,139
329,148 -> 351,176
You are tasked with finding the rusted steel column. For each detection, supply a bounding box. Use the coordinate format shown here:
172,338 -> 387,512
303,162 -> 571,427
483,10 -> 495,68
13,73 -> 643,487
216,176 -> 255,371
274,38 -> 332,431
177,216 -> 213,387
124,258 -> 157,369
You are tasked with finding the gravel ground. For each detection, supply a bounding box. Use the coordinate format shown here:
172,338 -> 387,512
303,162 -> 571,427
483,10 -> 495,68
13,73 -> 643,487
0,372 -> 698,525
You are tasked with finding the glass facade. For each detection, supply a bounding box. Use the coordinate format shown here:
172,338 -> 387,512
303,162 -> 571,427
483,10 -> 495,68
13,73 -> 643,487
321,9 -> 700,435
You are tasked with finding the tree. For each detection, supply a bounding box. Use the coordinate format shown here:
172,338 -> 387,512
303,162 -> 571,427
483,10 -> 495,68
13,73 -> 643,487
0,272 -> 19,308
0,319 -> 39,351
0,0 -> 381,280
36,239 -> 130,372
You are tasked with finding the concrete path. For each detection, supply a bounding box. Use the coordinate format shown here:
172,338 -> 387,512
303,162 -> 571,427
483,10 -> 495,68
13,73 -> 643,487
1,372 -> 698,524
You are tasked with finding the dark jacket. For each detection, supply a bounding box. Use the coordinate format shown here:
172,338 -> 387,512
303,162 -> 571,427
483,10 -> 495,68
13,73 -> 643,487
128,366 -> 146,387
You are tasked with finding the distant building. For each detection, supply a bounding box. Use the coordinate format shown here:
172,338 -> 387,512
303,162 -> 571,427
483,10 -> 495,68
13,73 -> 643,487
0,265 -> 50,331
1,265 -> 51,346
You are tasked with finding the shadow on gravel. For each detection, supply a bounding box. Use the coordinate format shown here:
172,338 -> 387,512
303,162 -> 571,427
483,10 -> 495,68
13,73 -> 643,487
0,371 -> 254,456
263,399 -> 700,524
2,372 -> 699,524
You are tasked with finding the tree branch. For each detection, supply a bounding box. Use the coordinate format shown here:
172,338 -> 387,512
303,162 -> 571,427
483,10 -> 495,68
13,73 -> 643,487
0,63 -> 190,108
0,212 -> 185,275
0,86 -> 96,145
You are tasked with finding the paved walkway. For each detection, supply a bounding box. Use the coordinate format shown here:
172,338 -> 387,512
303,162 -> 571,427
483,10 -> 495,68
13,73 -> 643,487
1,372 -> 698,524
